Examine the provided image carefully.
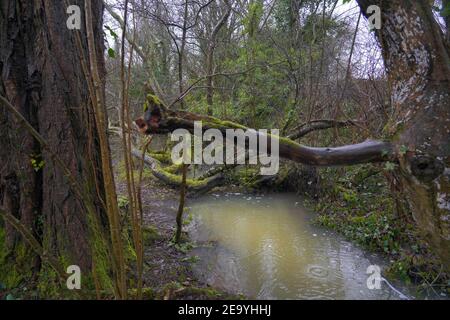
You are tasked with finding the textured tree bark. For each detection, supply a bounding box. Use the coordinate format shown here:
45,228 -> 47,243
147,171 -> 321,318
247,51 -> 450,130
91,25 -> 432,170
130,148 -> 224,195
0,0 -> 111,289
355,0 -> 450,269
134,1 -> 450,269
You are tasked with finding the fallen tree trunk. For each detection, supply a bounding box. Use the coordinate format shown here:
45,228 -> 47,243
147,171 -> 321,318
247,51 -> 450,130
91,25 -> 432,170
130,148 -> 224,195
197,164 -> 238,180
288,119 -> 362,140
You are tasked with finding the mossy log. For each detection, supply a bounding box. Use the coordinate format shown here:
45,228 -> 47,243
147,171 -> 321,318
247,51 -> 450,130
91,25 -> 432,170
135,0 -> 450,271
288,119 -> 362,140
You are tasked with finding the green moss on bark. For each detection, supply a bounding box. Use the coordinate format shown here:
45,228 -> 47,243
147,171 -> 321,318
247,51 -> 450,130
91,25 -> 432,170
85,211 -> 115,296
148,151 -> 172,164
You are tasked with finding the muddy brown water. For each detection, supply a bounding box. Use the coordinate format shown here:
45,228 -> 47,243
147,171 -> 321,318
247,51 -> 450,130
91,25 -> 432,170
186,192 -> 434,300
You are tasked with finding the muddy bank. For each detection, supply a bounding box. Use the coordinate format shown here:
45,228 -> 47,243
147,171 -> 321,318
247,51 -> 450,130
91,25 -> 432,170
116,178 -> 241,299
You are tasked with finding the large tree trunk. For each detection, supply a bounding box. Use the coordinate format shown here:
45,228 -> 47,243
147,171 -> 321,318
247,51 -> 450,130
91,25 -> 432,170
205,0 -> 231,115
356,0 -> 450,270
0,0 -> 112,293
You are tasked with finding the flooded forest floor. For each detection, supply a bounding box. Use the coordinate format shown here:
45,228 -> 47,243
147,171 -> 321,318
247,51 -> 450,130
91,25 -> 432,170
112,137 -> 240,300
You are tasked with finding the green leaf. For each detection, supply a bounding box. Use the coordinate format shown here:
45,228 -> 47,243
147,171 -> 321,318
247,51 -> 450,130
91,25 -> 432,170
6,294 -> 15,300
108,48 -> 116,58
30,156 -> 45,172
